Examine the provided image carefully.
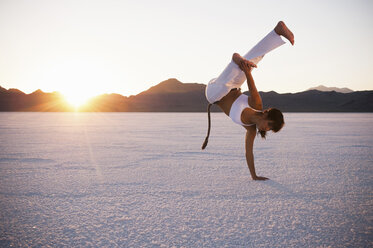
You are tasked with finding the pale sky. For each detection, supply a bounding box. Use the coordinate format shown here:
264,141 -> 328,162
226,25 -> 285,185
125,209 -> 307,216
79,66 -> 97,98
0,0 -> 372,100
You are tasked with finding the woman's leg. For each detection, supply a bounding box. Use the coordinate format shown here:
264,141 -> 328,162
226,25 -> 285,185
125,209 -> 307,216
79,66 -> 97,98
242,24 -> 287,66
206,21 -> 292,104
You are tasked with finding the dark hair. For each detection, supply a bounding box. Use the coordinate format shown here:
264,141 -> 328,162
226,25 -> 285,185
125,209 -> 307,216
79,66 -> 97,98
258,108 -> 284,139
202,103 -> 213,149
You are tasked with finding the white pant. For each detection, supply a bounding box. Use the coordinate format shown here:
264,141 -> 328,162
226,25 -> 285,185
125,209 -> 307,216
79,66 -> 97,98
205,30 -> 285,103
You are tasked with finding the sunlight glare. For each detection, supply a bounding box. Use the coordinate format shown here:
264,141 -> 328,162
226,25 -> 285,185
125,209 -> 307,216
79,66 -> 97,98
40,59 -> 115,109
63,91 -> 92,108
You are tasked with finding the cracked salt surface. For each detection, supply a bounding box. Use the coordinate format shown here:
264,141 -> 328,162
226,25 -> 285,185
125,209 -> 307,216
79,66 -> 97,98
0,112 -> 372,247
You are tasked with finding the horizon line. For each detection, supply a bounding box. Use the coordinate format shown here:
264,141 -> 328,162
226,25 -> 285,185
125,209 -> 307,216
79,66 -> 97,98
0,80 -> 365,97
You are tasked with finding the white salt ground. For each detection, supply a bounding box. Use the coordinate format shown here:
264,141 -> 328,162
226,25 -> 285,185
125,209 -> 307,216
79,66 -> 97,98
0,112 -> 372,247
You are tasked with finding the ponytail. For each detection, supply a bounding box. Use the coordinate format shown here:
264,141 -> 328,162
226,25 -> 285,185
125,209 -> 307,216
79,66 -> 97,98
201,103 -> 213,150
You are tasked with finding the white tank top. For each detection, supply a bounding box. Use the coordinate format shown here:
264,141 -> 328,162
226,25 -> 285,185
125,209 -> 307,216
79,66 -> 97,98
229,94 -> 259,126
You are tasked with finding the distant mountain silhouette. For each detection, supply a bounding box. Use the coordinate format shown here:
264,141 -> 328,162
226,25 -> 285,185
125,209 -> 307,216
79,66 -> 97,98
120,79 -> 206,112
256,90 -> 372,112
0,86 -> 73,111
307,85 -> 353,93
1,79 -> 372,112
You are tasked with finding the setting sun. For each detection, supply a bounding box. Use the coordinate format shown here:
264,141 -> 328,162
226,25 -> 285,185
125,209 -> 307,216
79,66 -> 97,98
60,84 -> 100,110
63,91 -> 93,109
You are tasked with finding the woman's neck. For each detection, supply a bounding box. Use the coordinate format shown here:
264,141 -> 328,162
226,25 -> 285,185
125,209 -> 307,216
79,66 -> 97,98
242,108 -> 264,125
249,111 -> 264,125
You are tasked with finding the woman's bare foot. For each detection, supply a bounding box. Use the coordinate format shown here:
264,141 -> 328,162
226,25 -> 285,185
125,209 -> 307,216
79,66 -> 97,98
274,21 -> 294,45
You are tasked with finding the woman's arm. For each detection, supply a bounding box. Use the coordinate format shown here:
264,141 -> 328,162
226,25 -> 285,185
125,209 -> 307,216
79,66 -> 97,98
245,127 -> 269,180
232,53 -> 263,110
241,62 -> 263,110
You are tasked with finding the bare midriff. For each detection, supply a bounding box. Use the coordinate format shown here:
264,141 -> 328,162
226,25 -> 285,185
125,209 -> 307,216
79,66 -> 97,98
216,89 -> 242,116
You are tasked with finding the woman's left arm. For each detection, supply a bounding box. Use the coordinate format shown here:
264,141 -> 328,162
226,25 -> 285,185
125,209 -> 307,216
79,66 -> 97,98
245,127 -> 269,180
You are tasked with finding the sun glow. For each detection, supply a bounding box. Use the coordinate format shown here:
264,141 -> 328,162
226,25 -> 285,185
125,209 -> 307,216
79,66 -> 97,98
39,58 -> 117,110
63,91 -> 93,109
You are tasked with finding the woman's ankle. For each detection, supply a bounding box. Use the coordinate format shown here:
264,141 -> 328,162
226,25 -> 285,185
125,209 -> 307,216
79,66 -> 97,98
232,53 -> 244,66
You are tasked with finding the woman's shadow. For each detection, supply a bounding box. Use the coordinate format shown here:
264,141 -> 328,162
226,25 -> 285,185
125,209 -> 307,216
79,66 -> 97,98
261,179 -> 304,199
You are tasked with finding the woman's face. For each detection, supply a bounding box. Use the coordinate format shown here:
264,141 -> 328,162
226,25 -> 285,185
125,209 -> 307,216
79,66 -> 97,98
258,119 -> 273,132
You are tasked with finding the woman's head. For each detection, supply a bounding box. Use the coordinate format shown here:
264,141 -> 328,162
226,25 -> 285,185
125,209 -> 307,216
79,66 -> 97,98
257,108 -> 284,138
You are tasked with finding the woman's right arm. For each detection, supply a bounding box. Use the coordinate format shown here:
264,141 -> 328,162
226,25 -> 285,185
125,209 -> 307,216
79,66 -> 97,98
232,53 -> 262,110
241,62 -> 263,110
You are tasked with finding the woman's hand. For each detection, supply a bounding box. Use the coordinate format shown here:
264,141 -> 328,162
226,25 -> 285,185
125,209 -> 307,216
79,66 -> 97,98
240,59 -> 257,73
253,176 -> 269,181
232,53 -> 257,72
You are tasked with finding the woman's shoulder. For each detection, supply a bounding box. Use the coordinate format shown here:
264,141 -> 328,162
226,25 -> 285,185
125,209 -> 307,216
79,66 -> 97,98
247,95 -> 263,111
244,124 -> 257,136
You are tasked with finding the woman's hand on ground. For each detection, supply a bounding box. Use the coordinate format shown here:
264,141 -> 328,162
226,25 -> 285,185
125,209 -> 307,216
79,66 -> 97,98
252,176 -> 269,181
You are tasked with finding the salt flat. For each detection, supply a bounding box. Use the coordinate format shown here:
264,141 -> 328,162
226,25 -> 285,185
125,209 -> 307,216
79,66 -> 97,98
0,112 -> 372,247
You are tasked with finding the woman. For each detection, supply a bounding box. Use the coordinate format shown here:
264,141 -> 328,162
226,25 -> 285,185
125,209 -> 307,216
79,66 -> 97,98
202,21 -> 294,180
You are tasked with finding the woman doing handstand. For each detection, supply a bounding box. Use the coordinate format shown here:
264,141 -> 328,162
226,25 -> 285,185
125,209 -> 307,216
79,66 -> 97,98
202,21 -> 294,180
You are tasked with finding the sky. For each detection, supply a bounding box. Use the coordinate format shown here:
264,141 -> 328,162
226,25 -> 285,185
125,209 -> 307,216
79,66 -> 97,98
0,0 -> 372,100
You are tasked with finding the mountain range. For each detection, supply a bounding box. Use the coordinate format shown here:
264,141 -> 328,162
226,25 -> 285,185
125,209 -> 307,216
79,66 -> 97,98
1,79 -> 372,112
307,85 -> 353,93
